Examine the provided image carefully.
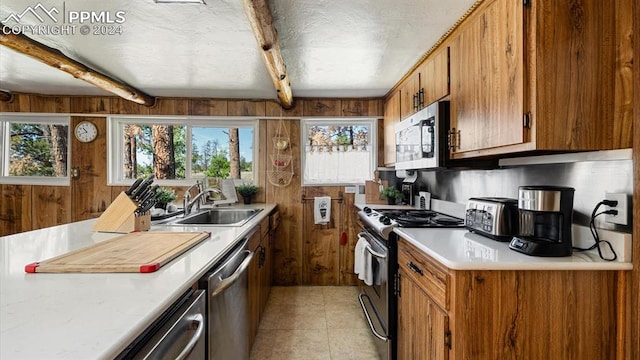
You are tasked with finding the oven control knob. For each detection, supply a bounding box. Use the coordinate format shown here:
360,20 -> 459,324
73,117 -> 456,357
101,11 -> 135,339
379,216 -> 391,225
363,207 -> 372,214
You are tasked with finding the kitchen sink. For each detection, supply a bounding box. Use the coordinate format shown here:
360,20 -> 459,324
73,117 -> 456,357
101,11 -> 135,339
162,208 -> 263,227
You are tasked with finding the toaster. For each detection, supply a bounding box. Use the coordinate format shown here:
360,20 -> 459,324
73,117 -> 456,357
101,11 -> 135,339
465,197 -> 519,241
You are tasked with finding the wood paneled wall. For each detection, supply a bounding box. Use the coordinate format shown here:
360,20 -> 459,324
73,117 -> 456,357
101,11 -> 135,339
0,94 -> 382,287
632,0 -> 639,358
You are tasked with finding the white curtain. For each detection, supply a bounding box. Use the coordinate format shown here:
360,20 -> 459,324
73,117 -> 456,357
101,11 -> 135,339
304,147 -> 371,184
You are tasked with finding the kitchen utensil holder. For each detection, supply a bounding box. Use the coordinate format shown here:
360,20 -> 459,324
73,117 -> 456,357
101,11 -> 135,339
93,192 -> 151,233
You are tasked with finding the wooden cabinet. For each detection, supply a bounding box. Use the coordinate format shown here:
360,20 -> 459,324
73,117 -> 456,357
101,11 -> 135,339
247,210 -> 279,349
247,227 -> 262,348
397,237 -> 622,359
399,73 -> 421,120
398,238 -> 450,360
397,268 -> 449,360
398,47 -> 451,124
383,90 -> 401,165
449,0 -> 524,155
448,0 -> 630,158
418,46 -> 450,108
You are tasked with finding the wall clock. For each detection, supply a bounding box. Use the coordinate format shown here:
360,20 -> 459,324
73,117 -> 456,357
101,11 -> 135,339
74,121 -> 98,143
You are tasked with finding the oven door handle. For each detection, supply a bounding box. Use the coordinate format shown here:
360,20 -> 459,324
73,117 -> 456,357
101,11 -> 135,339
357,232 -> 387,259
358,292 -> 389,342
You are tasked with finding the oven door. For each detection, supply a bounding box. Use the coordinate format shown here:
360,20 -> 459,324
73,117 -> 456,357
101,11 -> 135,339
357,230 -> 391,359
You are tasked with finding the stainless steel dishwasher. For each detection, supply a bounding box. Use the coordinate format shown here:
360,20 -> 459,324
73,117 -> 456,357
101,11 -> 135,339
199,236 -> 254,359
130,289 -> 206,360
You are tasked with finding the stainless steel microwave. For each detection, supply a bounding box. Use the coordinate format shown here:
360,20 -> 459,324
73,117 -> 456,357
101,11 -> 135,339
395,101 -> 449,170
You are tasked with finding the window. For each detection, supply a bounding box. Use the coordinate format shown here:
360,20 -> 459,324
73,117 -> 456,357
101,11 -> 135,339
108,117 -> 258,186
0,115 -> 70,185
302,119 -> 377,185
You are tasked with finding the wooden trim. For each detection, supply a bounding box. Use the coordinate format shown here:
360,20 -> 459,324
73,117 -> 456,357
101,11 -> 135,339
0,22 -> 156,106
242,0 -> 294,109
0,89 -> 13,102
385,0 -> 485,99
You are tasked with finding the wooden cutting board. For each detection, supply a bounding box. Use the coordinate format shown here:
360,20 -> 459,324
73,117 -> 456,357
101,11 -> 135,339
25,231 -> 210,273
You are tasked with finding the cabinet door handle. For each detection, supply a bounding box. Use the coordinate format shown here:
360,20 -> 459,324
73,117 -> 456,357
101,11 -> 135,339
413,93 -> 418,112
407,261 -> 423,276
419,88 -> 425,108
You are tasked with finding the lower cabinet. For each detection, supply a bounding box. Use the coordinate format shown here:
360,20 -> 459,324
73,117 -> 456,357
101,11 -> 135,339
397,237 -> 623,359
398,238 -> 450,360
247,227 -> 262,349
248,210 -> 280,350
398,267 -> 448,360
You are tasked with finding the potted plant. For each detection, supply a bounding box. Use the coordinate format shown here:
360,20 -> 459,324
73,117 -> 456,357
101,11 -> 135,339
381,186 -> 403,205
154,187 -> 176,210
236,183 -> 259,204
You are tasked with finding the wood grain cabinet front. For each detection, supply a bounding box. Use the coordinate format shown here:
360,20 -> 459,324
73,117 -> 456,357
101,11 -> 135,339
397,237 -> 623,359
397,241 -> 450,360
383,90 -> 401,165
247,211 -> 279,350
447,0 -> 632,159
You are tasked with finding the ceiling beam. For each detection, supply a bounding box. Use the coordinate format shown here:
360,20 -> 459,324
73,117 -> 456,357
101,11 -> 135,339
0,22 -> 156,106
243,0 -> 294,109
0,90 -> 13,102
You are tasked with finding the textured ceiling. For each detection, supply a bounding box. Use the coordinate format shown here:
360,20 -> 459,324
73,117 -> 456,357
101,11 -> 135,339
0,0 -> 476,100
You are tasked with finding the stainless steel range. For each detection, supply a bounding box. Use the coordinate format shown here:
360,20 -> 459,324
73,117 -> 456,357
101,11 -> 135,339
357,207 -> 464,360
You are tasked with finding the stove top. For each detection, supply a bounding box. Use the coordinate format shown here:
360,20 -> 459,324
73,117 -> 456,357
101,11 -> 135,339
359,207 -> 465,240
377,209 -> 465,228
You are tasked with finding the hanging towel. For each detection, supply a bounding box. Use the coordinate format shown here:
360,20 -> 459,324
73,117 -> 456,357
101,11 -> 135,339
314,196 -> 331,224
361,244 -> 374,286
354,235 -> 367,275
354,236 -> 374,286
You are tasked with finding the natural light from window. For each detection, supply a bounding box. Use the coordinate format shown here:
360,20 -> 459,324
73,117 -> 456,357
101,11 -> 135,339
108,117 -> 258,185
0,115 -> 70,185
301,119 -> 376,185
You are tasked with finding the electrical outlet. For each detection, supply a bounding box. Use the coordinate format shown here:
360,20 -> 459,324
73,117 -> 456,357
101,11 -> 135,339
605,192 -> 628,225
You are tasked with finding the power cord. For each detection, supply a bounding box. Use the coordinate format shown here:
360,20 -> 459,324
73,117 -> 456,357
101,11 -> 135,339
572,200 -> 618,261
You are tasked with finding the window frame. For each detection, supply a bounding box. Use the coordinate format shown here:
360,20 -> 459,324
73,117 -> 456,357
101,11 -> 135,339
107,116 -> 259,186
300,118 -> 378,186
0,113 -> 71,186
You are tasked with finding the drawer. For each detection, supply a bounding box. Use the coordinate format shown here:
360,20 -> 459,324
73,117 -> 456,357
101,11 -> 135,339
270,210 -> 281,231
260,216 -> 270,239
398,238 -> 449,310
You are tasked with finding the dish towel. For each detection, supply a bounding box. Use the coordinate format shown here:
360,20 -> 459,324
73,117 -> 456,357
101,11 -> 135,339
354,235 -> 367,276
354,235 -> 374,286
314,196 -> 331,224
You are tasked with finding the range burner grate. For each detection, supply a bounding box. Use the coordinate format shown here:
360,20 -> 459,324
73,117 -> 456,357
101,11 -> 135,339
379,209 -> 464,228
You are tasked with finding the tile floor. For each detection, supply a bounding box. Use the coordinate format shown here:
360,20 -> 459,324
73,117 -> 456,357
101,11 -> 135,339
250,286 -> 380,360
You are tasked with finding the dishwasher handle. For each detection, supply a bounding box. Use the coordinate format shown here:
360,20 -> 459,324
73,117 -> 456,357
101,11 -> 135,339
175,314 -> 204,360
134,303 -> 205,360
211,250 -> 253,297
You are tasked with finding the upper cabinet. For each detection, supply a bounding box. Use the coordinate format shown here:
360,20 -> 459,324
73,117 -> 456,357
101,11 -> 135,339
399,73 -> 420,120
419,47 -> 450,109
383,90 -> 401,166
447,0 -> 632,159
398,49 -> 451,121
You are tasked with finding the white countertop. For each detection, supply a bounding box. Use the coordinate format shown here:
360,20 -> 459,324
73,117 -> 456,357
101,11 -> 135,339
0,204 -> 276,360
395,227 -> 633,271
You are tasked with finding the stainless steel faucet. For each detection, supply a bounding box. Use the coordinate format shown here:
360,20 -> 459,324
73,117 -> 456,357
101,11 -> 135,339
183,183 -> 224,215
183,181 -> 202,215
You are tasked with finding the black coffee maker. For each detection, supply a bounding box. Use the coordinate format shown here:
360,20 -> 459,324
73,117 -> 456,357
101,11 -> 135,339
509,185 -> 575,257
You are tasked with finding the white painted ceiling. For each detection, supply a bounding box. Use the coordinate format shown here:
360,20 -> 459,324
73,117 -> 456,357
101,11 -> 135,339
0,0 -> 476,100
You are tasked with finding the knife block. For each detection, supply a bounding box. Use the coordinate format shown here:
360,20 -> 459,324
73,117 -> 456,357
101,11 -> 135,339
93,192 -> 151,233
